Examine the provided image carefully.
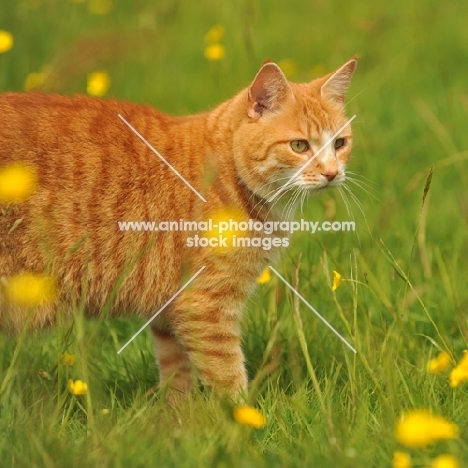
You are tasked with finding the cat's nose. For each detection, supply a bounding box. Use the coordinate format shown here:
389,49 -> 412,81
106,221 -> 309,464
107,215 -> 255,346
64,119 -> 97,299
321,170 -> 338,182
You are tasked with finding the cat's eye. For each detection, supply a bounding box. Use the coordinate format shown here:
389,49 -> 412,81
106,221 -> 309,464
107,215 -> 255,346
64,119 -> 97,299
290,140 -> 309,153
334,138 -> 346,149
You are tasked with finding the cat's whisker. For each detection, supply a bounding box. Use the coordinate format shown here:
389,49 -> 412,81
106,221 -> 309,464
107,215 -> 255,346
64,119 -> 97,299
346,175 -> 377,191
289,188 -> 302,220
342,183 -> 371,233
337,186 -> 354,222
282,187 -> 301,221
246,182 -> 279,218
249,184 -> 284,218
264,185 -> 295,219
337,187 -> 362,245
299,189 -> 307,219
246,174 -> 291,204
293,189 -> 303,218
346,171 -> 379,191
346,171 -> 377,184
247,174 -> 295,218
250,173 -> 298,218
345,189 -> 365,221
343,184 -> 364,212
281,187 -> 296,219
346,177 -> 379,202
342,183 -> 365,214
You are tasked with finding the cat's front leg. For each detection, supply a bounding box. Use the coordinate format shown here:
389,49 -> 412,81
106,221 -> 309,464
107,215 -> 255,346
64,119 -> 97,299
173,291 -> 248,400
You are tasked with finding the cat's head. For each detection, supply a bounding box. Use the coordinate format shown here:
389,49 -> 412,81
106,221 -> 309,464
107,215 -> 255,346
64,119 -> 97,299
233,58 -> 357,201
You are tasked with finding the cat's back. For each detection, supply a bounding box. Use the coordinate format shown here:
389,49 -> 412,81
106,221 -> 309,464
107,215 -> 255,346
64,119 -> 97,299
0,92 -> 170,156
0,92 -> 185,234
0,93 -> 204,316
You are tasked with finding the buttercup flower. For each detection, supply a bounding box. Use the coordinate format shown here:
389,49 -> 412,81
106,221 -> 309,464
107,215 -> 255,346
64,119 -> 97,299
206,206 -> 247,251
0,162 -> 37,203
278,59 -> 296,79
88,0 -> 112,15
449,350 -> 468,387
392,451 -> 412,468
204,43 -> 225,61
87,71 -> 111,96
233,406 -> 266,428
204,25 -> 225,44
60,353 -> 77,366
5,272 -> 56,306
68,379 -> 88,395
431,454 -> 459,468
24,72 -> 47,91
257,267 -> 271,284
0,30 -> 13,53
395,410 -> 459,448
332,270 -> 341,291
428,352 -> 451,374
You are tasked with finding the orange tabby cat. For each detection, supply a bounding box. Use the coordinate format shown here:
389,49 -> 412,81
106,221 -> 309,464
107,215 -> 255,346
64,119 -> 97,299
0,58 -> 357,398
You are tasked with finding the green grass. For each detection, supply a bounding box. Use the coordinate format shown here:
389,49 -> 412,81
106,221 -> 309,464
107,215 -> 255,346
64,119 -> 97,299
1,0 -> 468,466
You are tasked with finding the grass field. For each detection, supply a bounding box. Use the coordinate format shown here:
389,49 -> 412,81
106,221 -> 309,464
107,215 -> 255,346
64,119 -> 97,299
1,0 -> 468,466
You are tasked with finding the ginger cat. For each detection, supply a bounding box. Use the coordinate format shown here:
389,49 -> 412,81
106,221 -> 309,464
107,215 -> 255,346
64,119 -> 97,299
0,58 -> 357,398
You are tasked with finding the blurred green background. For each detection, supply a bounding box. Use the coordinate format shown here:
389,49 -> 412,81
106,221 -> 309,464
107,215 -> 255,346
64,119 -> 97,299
1,0 -> 468,467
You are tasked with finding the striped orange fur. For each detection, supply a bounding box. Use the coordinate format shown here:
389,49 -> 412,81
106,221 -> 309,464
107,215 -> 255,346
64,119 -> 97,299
0,59 -> 357,398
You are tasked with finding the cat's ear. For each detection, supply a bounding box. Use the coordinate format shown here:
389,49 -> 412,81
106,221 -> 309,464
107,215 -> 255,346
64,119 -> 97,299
320,58 -> 357,105
247,62 -> 292,119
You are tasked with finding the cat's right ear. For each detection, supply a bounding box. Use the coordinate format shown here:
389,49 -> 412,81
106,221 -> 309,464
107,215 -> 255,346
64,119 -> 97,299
247,63 -> 292,120
320,58 -> 358,105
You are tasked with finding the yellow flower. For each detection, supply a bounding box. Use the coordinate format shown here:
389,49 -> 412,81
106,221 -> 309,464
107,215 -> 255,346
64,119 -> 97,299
0,30 -> 13,54
101,408 -> 110,415
87,71 -> 111,96
0,162 -> 37,203
68,379 -> 88,395
257,267 -> 271,284
278,59 -> 296,79
206,206 -> 247,252
233,406 -> 266,428
392,451 -> 412,468
428,352 -> 451,374
450,367 -> 468,388
431,454 -> 459,468
88,0 -> 112,15
204,43 -> 225,61
60,353 -> 76,366
24,72 -> 47,91
449,350 -> 468,387
395,410 -> 459,448
332,270 -> 341,291
204,25 -> 225,44
5,272 -> 56,306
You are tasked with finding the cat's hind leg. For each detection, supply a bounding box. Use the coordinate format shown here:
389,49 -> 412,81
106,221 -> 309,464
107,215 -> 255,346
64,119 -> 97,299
151,328 -> 194,397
